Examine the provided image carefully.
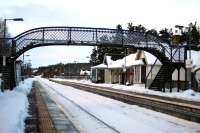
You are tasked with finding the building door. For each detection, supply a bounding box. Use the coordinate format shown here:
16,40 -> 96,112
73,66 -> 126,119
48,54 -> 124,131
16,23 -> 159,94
141,66 -> 146,83
121,72 -> 125,84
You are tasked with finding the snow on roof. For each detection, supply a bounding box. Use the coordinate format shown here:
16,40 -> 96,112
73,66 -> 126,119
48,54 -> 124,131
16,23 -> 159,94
91,63 -> 108,69
91,53 -> 144,69
92,51 -> 165,69
107,53 -> 144,68
105,56 -> 113,66
144,51 -> 162,65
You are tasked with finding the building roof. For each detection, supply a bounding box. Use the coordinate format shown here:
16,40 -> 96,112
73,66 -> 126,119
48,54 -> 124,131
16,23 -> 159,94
92,51 -> 145,69
91,63 -> 108,69
107,53 -> 144,69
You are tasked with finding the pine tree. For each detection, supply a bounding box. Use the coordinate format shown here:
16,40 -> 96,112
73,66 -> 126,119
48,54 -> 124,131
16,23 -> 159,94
190,22 -> 199,45
89,24 -> 125,66
159,28 -> 172,44
89,47 -> 98,66
146,29 -> 158,36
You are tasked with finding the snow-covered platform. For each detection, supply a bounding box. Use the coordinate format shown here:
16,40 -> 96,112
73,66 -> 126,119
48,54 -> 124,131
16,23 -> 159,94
34,81 -> 79,133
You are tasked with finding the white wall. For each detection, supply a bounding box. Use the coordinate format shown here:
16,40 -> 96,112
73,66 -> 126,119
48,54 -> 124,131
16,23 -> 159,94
104,69 -> 111,83
195,70 -> 200,83
146,65 -> 161,80
172,67 -> 185,81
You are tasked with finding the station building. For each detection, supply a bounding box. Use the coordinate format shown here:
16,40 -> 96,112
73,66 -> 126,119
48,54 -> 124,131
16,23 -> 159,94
91,50 -> 200,91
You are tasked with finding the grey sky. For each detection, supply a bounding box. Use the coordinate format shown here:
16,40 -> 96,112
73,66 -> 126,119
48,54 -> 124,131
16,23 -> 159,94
1,0 -> 200,68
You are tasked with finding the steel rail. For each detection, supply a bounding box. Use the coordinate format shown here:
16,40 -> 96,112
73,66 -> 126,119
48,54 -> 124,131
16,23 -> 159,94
40,80 -> 121,133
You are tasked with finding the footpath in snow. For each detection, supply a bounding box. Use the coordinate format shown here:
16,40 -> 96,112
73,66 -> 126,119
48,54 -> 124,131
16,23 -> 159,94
38,77 -> 200,133
52,78 -> 200,102
0,78 -> 34,133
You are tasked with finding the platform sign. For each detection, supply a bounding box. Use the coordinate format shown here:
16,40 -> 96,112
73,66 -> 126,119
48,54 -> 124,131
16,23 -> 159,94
185,59 -> 193,68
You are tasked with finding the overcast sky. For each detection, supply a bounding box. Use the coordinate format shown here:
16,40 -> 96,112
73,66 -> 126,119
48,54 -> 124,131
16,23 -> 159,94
1,0 -> 200,68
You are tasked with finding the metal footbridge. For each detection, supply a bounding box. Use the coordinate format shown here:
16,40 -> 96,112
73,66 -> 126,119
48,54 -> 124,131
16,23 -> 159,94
0,26 -> 190,90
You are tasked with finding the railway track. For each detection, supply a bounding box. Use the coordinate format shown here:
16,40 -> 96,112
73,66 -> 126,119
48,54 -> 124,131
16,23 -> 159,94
40,80 -> 121,133
50,79 -> 200,123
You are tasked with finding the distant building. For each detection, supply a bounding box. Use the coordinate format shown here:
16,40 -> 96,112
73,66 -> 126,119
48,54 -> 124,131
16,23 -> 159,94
80,69 -> 90,76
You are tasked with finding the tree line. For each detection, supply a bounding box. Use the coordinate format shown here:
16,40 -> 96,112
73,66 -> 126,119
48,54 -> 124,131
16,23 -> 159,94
35,63 -> 91,78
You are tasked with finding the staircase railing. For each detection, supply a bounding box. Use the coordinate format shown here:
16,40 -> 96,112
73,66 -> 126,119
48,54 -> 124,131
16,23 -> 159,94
171,45 -> 185,63
145,58 -> 161,88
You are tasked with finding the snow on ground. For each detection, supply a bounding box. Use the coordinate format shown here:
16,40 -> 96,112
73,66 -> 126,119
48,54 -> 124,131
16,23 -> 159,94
52,78 -> 200,102
0,78 -> 34,133
38,77 -> 200,133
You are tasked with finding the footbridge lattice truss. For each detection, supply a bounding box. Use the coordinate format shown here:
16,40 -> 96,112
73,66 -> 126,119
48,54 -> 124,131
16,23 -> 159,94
12,26 -> 185,63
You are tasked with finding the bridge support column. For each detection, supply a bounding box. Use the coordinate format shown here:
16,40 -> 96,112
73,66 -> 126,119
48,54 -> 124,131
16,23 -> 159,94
177,68 -> 180,92
9,59 -> 16,90
184,68 -> 187,90
169,74 -> 172,92
3,58 -> 16,90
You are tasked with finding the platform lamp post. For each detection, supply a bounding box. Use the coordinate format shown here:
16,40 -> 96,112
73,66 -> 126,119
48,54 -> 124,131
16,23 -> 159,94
3,18 -> 24,67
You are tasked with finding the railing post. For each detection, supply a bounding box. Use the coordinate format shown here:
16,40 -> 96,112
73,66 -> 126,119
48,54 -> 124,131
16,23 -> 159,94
178,46 -> 180,62
145,33 -> 148,47
42,28 -> 45,42
121,30 -> 124,46
68,28 -> 72,44
170,45 -> 173,63
184,46 -> 187,90
11,39 -> 16,57
96,29 -> 98,43
162,45 -> 165,56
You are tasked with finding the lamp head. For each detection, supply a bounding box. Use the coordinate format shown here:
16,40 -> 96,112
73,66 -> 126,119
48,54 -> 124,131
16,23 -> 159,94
13,18 -> 24,21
